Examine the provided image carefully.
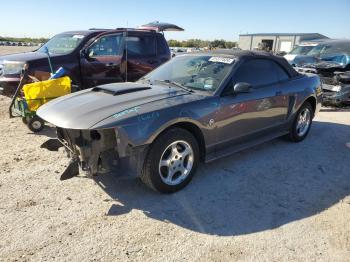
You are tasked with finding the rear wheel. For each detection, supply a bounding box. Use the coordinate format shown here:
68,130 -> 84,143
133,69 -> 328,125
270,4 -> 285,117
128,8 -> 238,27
288,102 -> 314,142
141,128 -> 200,193
27,116 -> 45,133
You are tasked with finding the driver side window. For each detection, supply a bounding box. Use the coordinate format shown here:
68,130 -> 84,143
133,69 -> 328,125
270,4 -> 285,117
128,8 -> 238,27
233,59 -> 279,88
88,34 -> 122,57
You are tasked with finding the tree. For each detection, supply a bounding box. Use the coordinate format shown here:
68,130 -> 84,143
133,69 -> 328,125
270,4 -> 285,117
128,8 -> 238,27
168,39 -> 183,47
210,39 -> 226,49
225,41 -> 237,49
167,39 -> 237,49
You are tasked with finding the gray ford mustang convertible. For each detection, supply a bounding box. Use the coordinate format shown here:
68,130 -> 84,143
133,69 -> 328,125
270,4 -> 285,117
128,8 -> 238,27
38,51 -> 322,193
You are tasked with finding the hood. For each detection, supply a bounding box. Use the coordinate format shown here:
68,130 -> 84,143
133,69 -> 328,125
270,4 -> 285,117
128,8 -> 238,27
311,61 -> 344,70
0,51 -> 52,63
292,55 -> 318,66
37,82 -> 190,129
298,53 -> 350,70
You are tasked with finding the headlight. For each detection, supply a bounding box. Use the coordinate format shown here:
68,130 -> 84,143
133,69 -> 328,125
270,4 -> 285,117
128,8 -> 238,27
329,85 -> 342,92
2,61 -> 26,75
323,84 -> 342,92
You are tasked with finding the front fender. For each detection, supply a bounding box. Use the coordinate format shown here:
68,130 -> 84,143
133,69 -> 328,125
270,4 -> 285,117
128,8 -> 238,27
114,99 -> 217,157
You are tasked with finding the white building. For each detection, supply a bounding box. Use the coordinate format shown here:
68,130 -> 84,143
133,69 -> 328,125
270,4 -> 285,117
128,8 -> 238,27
238,33 -> 328,53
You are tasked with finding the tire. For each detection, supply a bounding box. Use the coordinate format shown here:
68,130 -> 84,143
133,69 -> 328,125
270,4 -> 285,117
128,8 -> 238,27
27,116 -> 45,133
140,128 -> 200,193
288,102 -> 314,142
21,117 -> 28,125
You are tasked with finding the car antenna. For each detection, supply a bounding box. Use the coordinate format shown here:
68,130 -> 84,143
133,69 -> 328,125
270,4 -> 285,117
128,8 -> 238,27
125,21 -> 128,82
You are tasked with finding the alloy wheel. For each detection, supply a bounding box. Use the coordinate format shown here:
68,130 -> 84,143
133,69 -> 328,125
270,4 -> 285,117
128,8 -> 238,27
158,140 -> 194,186
296,108 -> 311,137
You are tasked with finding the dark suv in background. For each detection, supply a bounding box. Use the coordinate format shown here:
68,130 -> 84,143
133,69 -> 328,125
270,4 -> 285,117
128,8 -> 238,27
0,27 -> 172,96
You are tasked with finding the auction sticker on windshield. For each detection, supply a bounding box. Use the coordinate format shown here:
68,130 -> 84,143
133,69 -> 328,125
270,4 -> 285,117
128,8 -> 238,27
209,57 -> 234,64
72,35 -> 84,39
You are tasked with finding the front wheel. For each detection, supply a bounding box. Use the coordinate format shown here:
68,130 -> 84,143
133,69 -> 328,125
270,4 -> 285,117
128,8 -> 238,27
141,128 -> 200,193
27,116 -> 45,133
288,102 -> 314,142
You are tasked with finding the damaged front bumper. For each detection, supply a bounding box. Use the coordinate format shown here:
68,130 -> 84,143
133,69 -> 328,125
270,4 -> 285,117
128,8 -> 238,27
295,66 -> 350,106
322,85 -> 350,105
41,127 -> 148,180
321,77 -> 350,105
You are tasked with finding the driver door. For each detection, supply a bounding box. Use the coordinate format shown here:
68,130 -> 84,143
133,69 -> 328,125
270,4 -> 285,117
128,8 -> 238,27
215,59 -> 290,151
80,33 -> 124,87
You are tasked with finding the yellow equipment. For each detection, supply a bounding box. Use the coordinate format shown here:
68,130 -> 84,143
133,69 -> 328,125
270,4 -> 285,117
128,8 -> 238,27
10,74 -> 71,132
23,76 -> 71,111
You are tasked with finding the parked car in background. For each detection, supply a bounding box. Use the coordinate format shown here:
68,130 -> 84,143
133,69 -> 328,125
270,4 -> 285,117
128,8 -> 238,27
295,39 -> 350,105
38,51 -> 321,193
0,25 -> 177,97
171,47 -> 188,57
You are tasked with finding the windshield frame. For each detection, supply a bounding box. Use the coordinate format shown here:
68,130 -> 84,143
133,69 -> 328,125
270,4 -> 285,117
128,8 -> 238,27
37,33 -> 88,55
141,54 -> 236,95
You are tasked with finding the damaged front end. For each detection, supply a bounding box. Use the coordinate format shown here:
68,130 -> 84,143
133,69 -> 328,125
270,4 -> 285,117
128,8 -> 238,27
320,71 -> 350,106
41,127 -> 146,180
295,59 -> 350,106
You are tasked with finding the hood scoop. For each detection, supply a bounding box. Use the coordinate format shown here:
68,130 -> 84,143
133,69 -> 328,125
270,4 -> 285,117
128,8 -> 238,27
92,82 -> 151,96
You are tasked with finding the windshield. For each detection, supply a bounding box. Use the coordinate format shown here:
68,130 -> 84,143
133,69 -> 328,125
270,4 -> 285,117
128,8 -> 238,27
289,45 -> 315,55
307,42 -> 350,57
143,55 -> 235,92
37,34 -> 85,55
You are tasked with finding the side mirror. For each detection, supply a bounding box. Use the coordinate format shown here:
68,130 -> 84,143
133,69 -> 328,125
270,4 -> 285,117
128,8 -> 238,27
233,82 -> 251,93
80,49 -> 87,58
81,49 -> 94,59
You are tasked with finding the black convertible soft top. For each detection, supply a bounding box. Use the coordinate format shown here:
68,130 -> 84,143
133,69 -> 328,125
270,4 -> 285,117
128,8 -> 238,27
203,50 -> 301,78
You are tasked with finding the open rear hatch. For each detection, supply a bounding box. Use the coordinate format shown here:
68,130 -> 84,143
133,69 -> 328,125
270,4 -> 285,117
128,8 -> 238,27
139,21 -> 184,32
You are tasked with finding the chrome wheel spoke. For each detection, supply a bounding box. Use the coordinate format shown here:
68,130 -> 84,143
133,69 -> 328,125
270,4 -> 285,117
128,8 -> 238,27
160,160 -> 170,168
181,147 -> 192,158
171,144 -> 179,157
165,168 -> 175,183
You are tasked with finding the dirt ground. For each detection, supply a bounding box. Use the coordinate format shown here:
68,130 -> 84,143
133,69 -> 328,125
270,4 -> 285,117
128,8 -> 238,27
0,46 -> 36,56
0,46 -> 350,261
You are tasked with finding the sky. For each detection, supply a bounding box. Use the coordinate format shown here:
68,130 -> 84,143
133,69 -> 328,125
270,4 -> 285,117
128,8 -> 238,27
1,0 -> 349,41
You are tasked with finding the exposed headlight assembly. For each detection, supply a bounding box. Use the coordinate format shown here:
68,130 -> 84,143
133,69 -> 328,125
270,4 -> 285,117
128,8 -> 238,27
323,83 -> 342,92
2,61 -> 27,75
329,85 -> 342,92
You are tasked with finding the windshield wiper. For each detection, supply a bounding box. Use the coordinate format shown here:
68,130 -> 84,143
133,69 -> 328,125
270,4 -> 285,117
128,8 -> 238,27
154,79 -> 194,93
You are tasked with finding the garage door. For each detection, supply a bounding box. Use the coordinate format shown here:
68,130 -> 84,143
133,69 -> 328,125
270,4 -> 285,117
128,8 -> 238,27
279,41 -> 292,52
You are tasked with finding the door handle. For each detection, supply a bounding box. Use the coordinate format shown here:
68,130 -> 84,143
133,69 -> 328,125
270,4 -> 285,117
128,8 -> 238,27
105,63 -> 117,67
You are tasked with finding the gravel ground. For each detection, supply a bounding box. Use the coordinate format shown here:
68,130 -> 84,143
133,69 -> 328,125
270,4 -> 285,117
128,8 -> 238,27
0,97 -> 349,261
0,46 -> 36,56
0,47 -> 350,261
